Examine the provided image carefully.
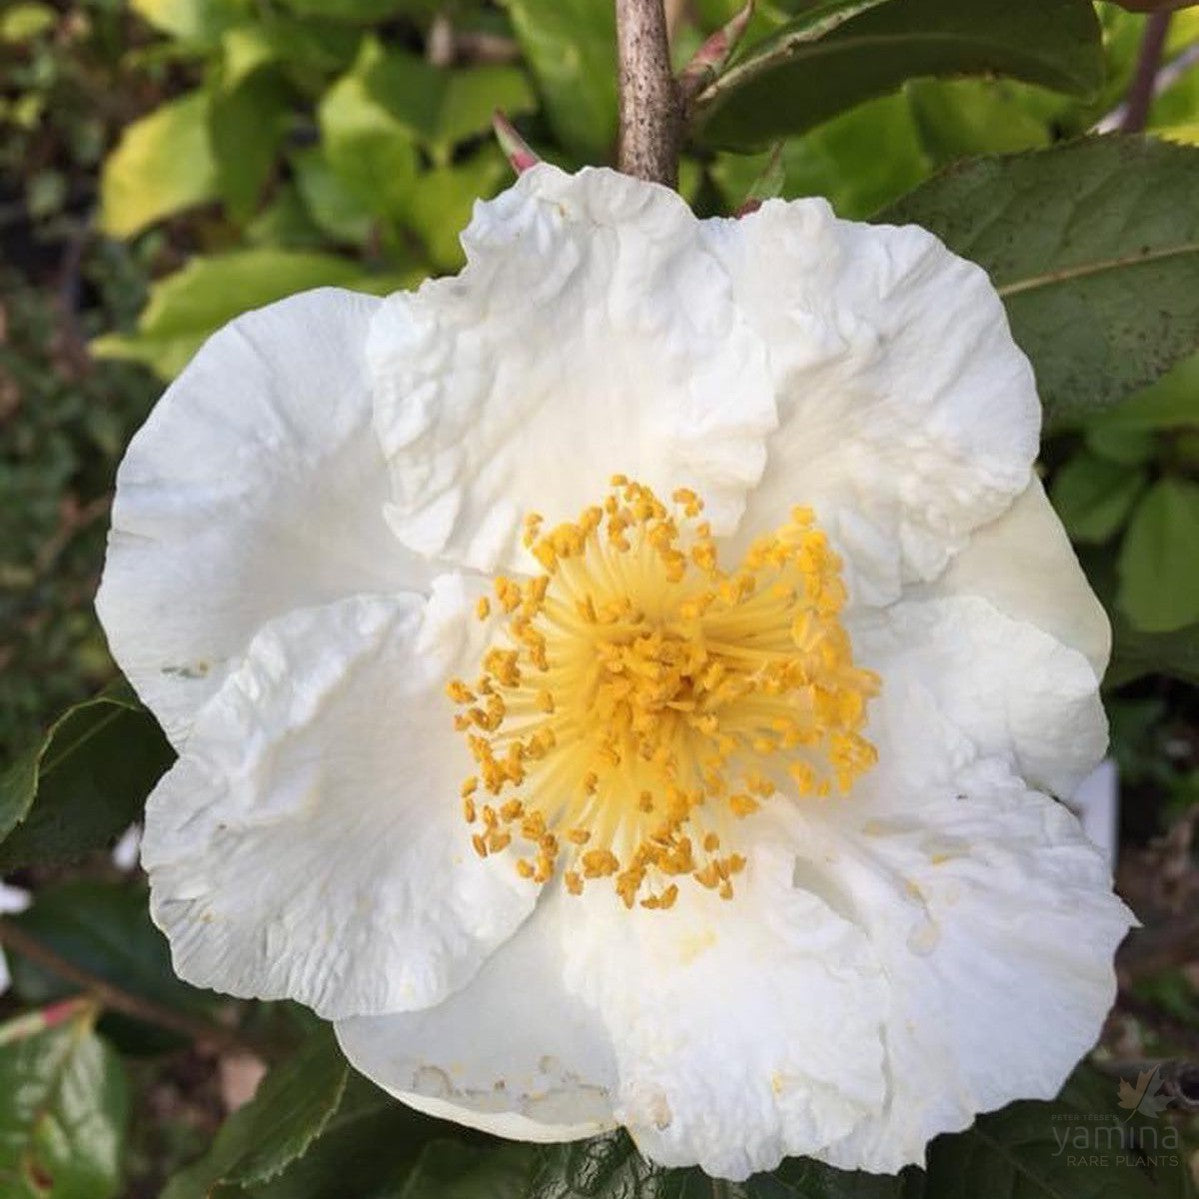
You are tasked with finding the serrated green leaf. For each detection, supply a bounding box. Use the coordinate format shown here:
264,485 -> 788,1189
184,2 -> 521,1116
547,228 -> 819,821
501,0 -> 618,162
99,91 -> 219,238
91,249 -> 386,379
528,1132 -> 719,1199
748,1164 -> 901,1198
1049,453 -> 1147,543
246,1077 -> 443,1199
0,685 -> 172,871
0,1013 -> 129,1199
162,1030 -> 349,1199
1118,477 -> 1199,632
399,1140 -> 537,1199
878,136 -> 1199,422
695,0 -> 1101,149
7,881 -> 219,1053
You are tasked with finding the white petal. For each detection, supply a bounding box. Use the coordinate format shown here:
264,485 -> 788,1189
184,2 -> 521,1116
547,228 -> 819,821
562,830 -> 887,1181
336,886 -> 619,1143
799,761 -> 1132,1172
369,165 -> 777,574
852,594 -> 1107,801
917,477 -> 1110,680
704,201 -> 1038,607
141,587 -> 533,1021
96,288 -> 434,746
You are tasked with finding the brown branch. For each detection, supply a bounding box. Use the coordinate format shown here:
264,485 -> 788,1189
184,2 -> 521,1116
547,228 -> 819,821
0,919 -> 256,1056
615,0 -> 682,186
1122,11 -> 1173,133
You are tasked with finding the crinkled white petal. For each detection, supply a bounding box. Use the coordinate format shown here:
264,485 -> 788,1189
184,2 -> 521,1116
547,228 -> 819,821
851,594 -> 1107,801
368,165 -> 777,574
703,200 -> 1039,607
96,288 -> 434,746
917,476 -> 1110,681
794,759 -> 1132,1173
339,824 -> 887,1179
560,828 -> 887,1181
335,886 -> 619,1143
141,584 -> 533,1021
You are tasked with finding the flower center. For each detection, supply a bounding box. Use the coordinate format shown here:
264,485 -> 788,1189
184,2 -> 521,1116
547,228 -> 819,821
447,478 -> 879,910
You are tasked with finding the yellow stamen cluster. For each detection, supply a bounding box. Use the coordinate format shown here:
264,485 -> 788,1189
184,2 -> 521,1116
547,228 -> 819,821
447,478 -> 878,910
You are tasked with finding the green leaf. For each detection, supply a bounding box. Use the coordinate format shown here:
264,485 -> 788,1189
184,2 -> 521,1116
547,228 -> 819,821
362,45 -> 535,162
1089,351 -> 1199,433
7,881 -> 219,1053
501,0 -> 618,161
318,39 -> 419,220
711,92 -> 930,220
1108,620 -> 1199,688
91,249 -> 384,379
99,91 -> 219,238
432,66 -> 535,159
0,3 -> 56,42
220,15 -> 360,81
133,0 -> 241,43
1082,425 -> 1156,467
915,1066 -> 1190,1198
131,0 -> 240,45
1118,477 -> 1199,632
247,1077 -> 442,1199
0,686 -> 173,872
292,149 -> 376,245
745,1159 -> 901,1198
278,0 -> 433,21
404,149 -> 509,271
1049,453 -> 1147,543
221,25 -> 280,88
210,71 -> 292,223
878,136 -> 1199,422
162,1029 -> 349,1199
694,0 -> 1102,149
245,181 -> 330,250
529,1133 -> 714,1199
0,1012 -> 129,1199
905,79 -> 1054,165
399,1140 -> 537,1199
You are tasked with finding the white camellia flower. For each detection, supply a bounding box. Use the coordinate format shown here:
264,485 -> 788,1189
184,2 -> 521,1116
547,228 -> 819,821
97,165 -> 1134,1181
